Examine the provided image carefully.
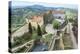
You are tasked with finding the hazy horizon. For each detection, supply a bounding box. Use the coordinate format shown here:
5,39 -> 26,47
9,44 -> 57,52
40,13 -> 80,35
11,1 -> 78,9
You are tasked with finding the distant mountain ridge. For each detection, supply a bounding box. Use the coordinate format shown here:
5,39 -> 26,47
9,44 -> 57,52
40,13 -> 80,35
12,4 -> 78,11
12,4 -> 65,10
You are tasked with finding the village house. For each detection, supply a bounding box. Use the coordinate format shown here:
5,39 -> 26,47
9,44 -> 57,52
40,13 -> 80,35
44,10 -> 65,24
26,15 -> 44,28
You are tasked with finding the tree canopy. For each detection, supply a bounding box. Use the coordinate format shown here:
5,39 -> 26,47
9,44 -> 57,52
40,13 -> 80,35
52,20 -> 60,29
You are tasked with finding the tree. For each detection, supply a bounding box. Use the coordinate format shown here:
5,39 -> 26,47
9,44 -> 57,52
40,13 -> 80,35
34,24 -> 42,45
52,20 -> 60,35
43,10 -> 54,25
65,16 -> 68,23
43,13 -> 48,25
53,20 -> 60,29
37,24 -> 42,36
47,10 -> 54,23
28,22 -> 33,34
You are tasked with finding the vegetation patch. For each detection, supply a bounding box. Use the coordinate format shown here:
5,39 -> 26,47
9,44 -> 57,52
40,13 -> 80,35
12,32 -> 32,48
15,46 -> 27,53
62,33 -> 73,49
42,34 -> 53,45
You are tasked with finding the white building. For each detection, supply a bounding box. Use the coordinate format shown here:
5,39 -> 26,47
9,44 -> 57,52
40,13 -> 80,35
53,10 -> 65,19
52,10 -> 65,24
26,15 -> 44,28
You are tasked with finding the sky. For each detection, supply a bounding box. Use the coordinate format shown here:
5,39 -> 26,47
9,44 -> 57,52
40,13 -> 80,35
11,1 -> 78,9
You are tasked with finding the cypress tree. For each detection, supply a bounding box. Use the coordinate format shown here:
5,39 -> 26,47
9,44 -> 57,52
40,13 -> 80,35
28,22 -> 32,34
37,24 -> 42,36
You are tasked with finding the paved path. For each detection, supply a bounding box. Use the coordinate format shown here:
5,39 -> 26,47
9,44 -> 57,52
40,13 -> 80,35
69,23 -> 77,49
